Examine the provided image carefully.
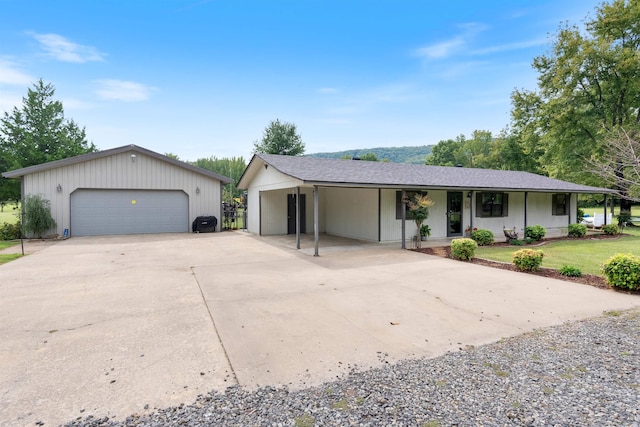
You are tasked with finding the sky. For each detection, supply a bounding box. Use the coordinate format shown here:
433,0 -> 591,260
0,0 -> 604,162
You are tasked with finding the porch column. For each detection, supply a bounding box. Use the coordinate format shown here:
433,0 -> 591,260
296,186 -> 300,249
524,192 -> 528,229
401,190 -> 406,249
314,185 -> 319,257
604,194 -> 608,225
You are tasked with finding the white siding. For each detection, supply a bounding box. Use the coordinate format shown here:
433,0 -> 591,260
22,151 -> 222,237
244,165 -> 304,234
527,192 -> 572,238
473,192 -> 525,238
324,188 -> 378,241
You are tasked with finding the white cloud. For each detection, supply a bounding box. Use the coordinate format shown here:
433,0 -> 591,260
472,38 -> 548,55
415,22 -> 489,60
0,59 -> 34,85
416,38 -> 464,59
29,32 -> 106,63
94,79 -> 156,102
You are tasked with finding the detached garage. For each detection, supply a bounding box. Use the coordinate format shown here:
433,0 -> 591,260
2,145 -> 231,237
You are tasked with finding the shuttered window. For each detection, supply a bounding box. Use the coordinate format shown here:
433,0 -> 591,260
476,192 -> 508,217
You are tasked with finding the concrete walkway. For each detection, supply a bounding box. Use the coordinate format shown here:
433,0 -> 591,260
1,232 -> 638,426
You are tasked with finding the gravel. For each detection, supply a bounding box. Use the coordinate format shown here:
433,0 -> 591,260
64,309 -> 640,427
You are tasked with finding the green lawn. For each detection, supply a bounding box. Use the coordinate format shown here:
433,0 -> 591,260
476,227 -> 640,276
0,203 -> 21,225
0,241 -> 20,265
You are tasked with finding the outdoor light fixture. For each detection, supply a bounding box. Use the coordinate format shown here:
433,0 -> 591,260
467,191 -> 472,198
57,184 -> 62,192
131,154 -> 136,162
196,187 -> 200,194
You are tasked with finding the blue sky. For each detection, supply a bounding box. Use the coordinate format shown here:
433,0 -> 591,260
0,0 -> 602,162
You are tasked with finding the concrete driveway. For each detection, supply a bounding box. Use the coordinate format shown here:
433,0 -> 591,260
1,232 -> 638,426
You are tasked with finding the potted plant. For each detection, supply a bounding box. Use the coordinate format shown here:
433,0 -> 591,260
420,224 -> 431,241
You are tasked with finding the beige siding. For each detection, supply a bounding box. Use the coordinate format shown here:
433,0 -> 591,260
22,151 -> 222,236
324,188 -> 378,241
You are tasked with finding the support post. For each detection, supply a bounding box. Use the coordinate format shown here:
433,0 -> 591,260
604,194 -> 608,225
295,186 -> 300,250
524,191 -> 528,230
401,190 -> 406,249
314,185 -> 319,256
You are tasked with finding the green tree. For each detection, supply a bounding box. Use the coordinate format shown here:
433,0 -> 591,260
0,80 -> 97,202
510,0 -> 640,212
253,119 -> 305,156
425,135 -> 466,166
190,156 -> 247,201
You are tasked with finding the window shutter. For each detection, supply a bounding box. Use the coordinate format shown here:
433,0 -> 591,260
503,193 -> 509,217
475,192 -> 483,217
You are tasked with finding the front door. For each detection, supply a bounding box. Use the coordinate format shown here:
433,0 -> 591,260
447,192 -> 463,237
287,194 -> 306,234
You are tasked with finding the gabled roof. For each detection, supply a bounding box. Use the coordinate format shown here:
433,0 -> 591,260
238,153 -> 611,194
2,144 -> 233,184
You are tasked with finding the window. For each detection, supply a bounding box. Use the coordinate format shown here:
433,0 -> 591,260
476,192 -> 508,217
396,190 -> 428,220
552,193 -> 568,216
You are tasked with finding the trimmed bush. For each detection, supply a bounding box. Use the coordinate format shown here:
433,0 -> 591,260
567,223 -> 587,238
512,249 -> 544,272
601,224 -> 618,235
510,239 -> 524,246
524,225 -> 546,241
602,253 -> 640,290
0,221 -> 21,240
451,238 -> 477,261
470,228 -> 494,246
559,265 -> 582,277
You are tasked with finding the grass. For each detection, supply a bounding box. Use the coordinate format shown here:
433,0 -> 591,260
0,203 -> 20,225
0,241 -> 20,264
476,227 -> 640,276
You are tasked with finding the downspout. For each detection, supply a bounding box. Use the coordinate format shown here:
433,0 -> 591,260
313,185 -> 319,256
295,186 -> 300,250
259,191 -> 262,235
401,190 -> 406,249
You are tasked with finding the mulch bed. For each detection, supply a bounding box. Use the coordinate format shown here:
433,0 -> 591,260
413,234 -> 639,295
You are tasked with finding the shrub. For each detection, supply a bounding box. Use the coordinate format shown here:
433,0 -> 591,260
559,265 -> 582,277
524,225 -> 546,241
0,221 -> 21,240
23,194 -> 56,238
510,239 -> 524,246
601,224 -> 618,235
512,249 -> 544,272
602,253 -> 640,290
617,213 -> 632,227
577,208 -> 585,221
524,237 -> 535,244
470,228 -> 494,246
567,223 -> 587,238
451,238 -> 478,261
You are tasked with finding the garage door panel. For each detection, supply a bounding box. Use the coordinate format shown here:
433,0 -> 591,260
71,189 -> 189,236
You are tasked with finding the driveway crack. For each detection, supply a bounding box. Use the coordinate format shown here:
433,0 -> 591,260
191,267 -> 239,386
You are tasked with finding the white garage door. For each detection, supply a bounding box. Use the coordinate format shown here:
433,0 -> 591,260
71,189 -> 189,236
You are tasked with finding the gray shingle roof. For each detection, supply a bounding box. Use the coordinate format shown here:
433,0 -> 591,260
2,144 -> 233,184
248,153 -> 611,193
